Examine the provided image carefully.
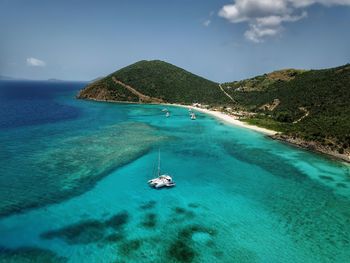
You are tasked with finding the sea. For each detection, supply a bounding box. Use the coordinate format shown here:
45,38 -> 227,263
0,80 -> 349,263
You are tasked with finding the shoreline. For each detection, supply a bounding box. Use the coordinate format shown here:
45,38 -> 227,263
169,103 -> 277,136
177,104 -> 350,164
78,98 -> 349,164
187,105 -> 349,164
79,98 -> 277,135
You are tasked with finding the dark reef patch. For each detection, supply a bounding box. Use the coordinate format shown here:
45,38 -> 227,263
118,239 -> 143,256
319,175 -> 335,181
173,207 -> 186,214
139,200 -> 156,210
105,211 -> 129,230
336,182 -> 347,188
172,147 -> 219,160
140,212 -> 157,229
168,240 -> 195,262
0,246 -> 67,262
171,207 -> 196,221
166,224 -> 217,262
41,219 -> 105,245
104,233 -> 125,243
222,141 -> 308,182
41,211 -> 130,245
188,203 -> 200,208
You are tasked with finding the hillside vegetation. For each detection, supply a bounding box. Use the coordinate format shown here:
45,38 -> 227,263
222,69 -> 306,92
223,64 -> 350,153
78,60 -> 231,105
78,77 -> 139,102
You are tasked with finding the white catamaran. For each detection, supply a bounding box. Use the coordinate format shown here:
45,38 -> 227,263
148,150 -> 175,188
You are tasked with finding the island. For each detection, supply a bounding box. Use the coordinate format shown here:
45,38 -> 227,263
77,60 -> 350,163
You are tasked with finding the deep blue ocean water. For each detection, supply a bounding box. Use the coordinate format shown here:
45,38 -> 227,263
0,80 -> 349,262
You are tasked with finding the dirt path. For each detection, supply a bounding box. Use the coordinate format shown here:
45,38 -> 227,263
293,107 -> 309,124
219,84 -> 236,103
112,76 -> 164,103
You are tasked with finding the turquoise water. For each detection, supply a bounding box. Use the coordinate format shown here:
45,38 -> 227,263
0,81 -> 350,262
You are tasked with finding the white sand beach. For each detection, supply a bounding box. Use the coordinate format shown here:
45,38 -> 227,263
170,104 -> 278,136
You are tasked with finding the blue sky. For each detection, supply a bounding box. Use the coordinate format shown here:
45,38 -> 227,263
1,0 -> 350,82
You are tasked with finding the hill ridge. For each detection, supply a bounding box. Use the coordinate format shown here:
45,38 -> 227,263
111,76 -> 163,103
78,60 -> 231,105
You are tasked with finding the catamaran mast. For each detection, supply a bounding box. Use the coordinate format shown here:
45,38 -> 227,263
157,149 -> 161,177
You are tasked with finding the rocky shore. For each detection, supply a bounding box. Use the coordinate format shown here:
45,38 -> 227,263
270,134 -> 350,164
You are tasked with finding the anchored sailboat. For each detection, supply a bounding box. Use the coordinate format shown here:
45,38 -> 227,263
190,112 -> 196,120
148,150 -> 175,188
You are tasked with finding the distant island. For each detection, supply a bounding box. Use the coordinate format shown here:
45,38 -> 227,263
77,60 -> 350,163
47,78 -> 67,82
0,75 -> 22,80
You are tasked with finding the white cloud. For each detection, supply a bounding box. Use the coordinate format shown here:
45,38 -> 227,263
26,57 -> 46,67
203,19 -> 211,26
291,0 -> 350,7
244,24 -> 281,43
245,11 -> 307,42
219,0 -> 350,42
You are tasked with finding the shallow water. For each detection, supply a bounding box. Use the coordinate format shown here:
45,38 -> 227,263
0,81 -> 349,262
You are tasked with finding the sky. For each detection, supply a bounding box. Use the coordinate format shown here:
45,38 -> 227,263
0,0 -> 350,82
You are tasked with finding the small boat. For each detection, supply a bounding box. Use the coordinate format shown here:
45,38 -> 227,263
148,150 -> 175,188
162,108 -> 168,112
165,111 -> 170,118
190,112 -> 196,120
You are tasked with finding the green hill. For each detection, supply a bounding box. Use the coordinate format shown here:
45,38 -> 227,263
78,60 -> 231,105
222,64 -> 350,153
78,61 -> 350,158
222,69 -> 306,92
